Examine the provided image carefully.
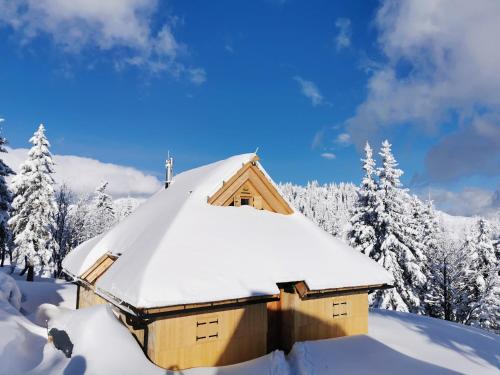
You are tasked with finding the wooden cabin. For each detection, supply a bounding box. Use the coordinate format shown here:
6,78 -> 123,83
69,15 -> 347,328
63,153 -> 392,370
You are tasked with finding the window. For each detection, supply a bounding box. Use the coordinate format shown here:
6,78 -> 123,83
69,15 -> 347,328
333,301 -> 349,318
240,198 -> 250,206
196,316 -> 219,342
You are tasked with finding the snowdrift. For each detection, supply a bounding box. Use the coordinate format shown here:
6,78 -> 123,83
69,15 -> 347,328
0,272 -> 498,375
289,309 -> 499,375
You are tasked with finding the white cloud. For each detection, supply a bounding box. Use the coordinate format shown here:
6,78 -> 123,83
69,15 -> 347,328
421,186 -> 500,217
293,76 -> 324,107
320,152 -> 336,160
188,68 -> 207,85
335,132 -> 351,145
0,0 -> 205,82
345,0 -> 500,181
334,18 -> 351,50
4,147 -> 162,198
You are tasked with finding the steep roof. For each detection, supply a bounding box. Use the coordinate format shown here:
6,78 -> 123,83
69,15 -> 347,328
63,153 -> 392,309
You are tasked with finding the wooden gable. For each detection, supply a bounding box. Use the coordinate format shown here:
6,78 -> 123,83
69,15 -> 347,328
80,252 -> 117,286
207,156 -> 293,215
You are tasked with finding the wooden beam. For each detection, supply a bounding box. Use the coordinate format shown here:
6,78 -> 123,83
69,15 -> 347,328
207,156 -> 293,215
136,294 -> 279,317
208,157 -> 258,205
293,281 -> 393,300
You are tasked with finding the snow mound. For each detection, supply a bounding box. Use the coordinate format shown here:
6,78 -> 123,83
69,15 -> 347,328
44,304 -> 289,375
288,309 -> 500,375
1,274 -> 498,375
0,271 -> 21,310
0,277 -> 63,375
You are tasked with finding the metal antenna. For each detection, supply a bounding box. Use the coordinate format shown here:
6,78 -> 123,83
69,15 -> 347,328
165,151 -> 174,189
254,147 -> 259,155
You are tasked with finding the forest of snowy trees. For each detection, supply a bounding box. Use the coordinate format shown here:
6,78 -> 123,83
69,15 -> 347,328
0,124 -> 498,333
0,124 -> 140,280
279,141 -> 499,333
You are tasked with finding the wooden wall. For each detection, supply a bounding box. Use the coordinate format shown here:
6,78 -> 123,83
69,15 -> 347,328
146,303 -> 268,370
76,253 -> 116,310
77,284 -> 109,309
117,312 -> 146,348
274,287 -> 368,352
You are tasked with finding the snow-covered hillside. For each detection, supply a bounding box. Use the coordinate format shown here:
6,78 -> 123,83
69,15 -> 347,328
0,270 -> 498,375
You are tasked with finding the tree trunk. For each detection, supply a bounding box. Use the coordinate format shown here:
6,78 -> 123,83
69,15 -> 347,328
19,256 -> 29,276
0,248 -> 4,267
27,264 -> 34,282
443,262 -> 450,321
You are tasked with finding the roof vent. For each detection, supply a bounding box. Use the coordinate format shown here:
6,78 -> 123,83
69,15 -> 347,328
165,153 -> 174,189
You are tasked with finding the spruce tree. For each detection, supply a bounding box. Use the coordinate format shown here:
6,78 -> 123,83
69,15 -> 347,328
52,184 -> 74,277
422,199 -> 456,319
0,128 -> 14,267
9,124 -> 58,281
87,181 -> 115,238
468,219 -> 499,332
348,142 -> 381,257
369,140 -> 427,313
68,194 -> 92,247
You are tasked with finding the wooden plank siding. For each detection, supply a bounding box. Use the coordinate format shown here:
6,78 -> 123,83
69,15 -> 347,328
117,312 -> 146,348
76,253 -> 117,310
146,303 -> 268,370
77,284 -> 109,309
276,285 -> 369,352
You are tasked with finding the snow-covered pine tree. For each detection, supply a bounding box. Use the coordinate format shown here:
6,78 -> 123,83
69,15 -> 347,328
9,124 -> 58,281
421,199 -> 456,319
468,219 -> 499,332
369,140 -> 427,313
87,181 -> 115,238
427,233 -> 473,322
67,194 -> 92,247
413,197 -> 442,320
0,128 -> 14,267
348,142 -> 380,257
279,181 -> 357,239
52,184 -> 74,277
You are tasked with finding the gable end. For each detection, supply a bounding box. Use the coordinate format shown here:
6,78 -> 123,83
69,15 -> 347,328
207,156 -> 293,215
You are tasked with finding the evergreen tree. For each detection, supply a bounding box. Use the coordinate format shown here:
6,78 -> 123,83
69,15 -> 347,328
419,198 -> 443,315
52,184 -> 74,277
279,181 -> 358,240
68,194 -> 92,247
87,181 -> 115,238
468,219 -> 499,332
370,140 -> 427,313
9,124 -> 58,281
0,128 -> 14,267
348,142 -> 381,256
428,235 -> 474,322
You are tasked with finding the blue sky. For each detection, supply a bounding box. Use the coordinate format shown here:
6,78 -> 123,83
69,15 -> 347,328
0,0 -> 498,216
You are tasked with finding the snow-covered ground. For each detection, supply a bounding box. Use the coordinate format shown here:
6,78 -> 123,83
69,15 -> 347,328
0,270 -> 498,375
290,309 -> 499,374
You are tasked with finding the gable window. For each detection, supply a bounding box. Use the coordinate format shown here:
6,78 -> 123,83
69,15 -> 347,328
240,198 -> 250,206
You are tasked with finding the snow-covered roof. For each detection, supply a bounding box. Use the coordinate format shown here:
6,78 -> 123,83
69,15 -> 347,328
63,153 -> 392,308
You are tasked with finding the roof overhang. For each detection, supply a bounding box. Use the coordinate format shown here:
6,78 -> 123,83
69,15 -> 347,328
91,280 -> 393,321
290,281 -> 394,299
93,289 -> 279,320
